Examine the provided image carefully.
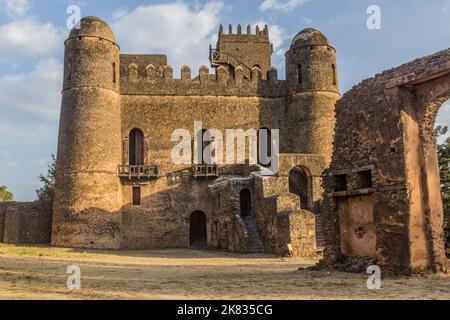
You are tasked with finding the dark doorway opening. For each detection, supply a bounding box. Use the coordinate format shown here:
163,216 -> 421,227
132,187 -> 141,206
129,128 -> 144,165
190,211 -> 207,247
240,189 -> 252,217
289,166 -> 312,210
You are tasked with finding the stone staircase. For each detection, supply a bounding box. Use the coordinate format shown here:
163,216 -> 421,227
210,49 -> 253,79
242,216 -> 265,253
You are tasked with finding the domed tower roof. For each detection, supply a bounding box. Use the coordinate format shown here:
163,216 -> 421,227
68,16 -> 116,42
290,28 -> 329,48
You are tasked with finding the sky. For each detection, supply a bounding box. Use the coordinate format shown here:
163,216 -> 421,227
1,0 -> 450,201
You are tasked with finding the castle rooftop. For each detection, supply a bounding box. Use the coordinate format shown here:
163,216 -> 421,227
291,28 -> 329,48
68,16 -> 116,43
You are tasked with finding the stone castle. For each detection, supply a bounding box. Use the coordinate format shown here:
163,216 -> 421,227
1,16 -> 448,274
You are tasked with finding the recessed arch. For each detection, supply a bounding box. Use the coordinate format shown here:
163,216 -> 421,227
288,166 -> 313,210
129,128 -> 144,165
190,211 -> 207,247
332,64 -> 337,85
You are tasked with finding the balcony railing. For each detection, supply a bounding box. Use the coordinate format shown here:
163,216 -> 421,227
118,165 -> 159,180
193,164 -> 219,178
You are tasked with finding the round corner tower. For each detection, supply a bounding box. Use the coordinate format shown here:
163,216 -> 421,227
52,16 -> 122,249
285,28 -> 339,166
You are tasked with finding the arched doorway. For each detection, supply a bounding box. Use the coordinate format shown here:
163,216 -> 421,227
240,189 -> 252,217
129,128 -> 144,165
433,98 -> 450,257
289,166 -> 312,210
190,211 -> 207,247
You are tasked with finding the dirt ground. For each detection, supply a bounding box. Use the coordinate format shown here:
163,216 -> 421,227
0,244 -> 448,300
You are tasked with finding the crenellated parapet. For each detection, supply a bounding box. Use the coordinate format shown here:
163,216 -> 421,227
120,63 -> 288,97
218,24 -> 269,42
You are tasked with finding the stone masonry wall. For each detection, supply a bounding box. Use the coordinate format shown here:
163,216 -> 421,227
1,201 -> 52,245
322,47 -> 450,273
0,202 -> 7,242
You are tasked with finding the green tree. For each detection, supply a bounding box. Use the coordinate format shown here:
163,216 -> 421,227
36,154 -> 56,202
0,185 -> 13,202
436,125 -> 450,256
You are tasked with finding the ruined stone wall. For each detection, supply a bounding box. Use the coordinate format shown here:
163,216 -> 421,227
1,202 -> 52,245
277,210 -> 317,257
322,48 -> 450,273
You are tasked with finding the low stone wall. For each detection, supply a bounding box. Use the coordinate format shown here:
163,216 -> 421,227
277,210 -> 317,257
0,201 -> 52,245
0,203 -> 7,242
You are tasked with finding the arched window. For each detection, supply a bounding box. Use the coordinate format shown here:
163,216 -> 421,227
332,64 -> 337,85
113,62 -> 117,83
298,64 -> 303,84
258,128 -> 272,167
190,211 -> 207,247
129,128 -> 144,165
240,189 -> 252,218
289,166 -> 312,210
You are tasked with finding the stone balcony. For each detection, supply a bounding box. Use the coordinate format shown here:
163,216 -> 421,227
118,165 -> 159,180
193,164 -> 219,178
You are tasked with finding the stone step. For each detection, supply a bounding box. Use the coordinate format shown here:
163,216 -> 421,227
242,216 -> 265,253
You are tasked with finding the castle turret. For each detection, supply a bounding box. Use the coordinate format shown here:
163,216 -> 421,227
52,17 -> 122,248
285,28 -> 339,166
210,24 -> 273,79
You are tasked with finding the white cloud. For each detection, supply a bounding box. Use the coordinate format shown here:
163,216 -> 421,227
255,21 -> 292,71
0,57 -> 63,123
259,0 -> 309,12
0,0 -> 30,18
443,1 -> 450,14
0,18 -> 64,62
111,1 -> 224,75
254,21 -> 291,58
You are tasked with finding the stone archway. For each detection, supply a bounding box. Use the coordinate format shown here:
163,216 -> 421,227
190,211 -> 207,247
401,82 -> 450,270
288,166 -> 313,211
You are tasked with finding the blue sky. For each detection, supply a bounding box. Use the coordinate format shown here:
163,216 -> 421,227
1,0 -> 450,201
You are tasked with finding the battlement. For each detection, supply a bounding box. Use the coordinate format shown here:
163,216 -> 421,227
120,63 -> 287,97
218,24 -> 270,42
